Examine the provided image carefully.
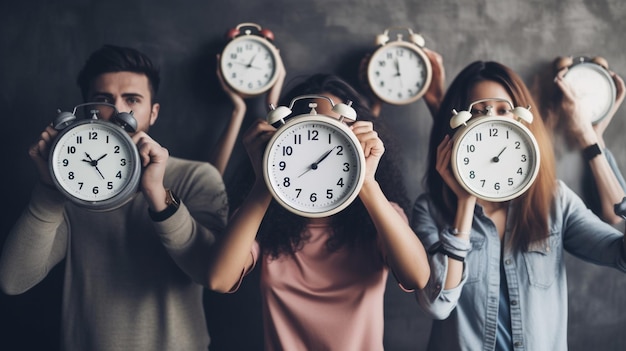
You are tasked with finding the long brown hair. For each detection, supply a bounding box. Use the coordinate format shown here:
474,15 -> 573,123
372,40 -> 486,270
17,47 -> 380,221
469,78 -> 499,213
425,61 -> 556,251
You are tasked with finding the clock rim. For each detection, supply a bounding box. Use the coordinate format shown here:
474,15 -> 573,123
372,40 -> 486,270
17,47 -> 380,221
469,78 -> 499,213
262,114 -> 366,218
366,40 -> 433,105
562,61 -> 616,125
48,118 -> 142,211
450,116 -> 541,202
219,35 -> 280,97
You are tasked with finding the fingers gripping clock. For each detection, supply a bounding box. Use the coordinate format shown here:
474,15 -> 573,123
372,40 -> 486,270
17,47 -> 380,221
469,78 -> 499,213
263,95 -> 366,218
449,98 -> 540,202
48,102 -> 142,211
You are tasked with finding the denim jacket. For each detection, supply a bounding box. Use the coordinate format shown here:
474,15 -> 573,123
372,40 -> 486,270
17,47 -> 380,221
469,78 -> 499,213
411,180 -> 626,351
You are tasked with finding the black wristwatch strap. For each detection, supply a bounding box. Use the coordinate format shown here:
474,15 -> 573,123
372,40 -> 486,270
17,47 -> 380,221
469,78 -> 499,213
582,143 -> 602,162
148,189 -> 180,222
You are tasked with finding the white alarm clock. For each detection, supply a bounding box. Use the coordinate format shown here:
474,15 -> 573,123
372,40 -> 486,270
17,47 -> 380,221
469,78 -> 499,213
219,22 -> 281,97
48,102 -> 141,211
450,98 -> 540,202
364,27 -> 432,105
556,55 -> 616,125
263,95 -> 366,218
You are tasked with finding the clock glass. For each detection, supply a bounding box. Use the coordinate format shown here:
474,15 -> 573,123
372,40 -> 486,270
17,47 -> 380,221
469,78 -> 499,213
220,36 -> 278,96
367,42 -> 432,105
563,62 -> 616,124
263,115 -> 365,217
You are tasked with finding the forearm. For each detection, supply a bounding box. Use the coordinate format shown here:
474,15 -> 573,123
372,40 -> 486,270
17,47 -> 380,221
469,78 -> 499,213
444,197 -> 474,289
587,153 -> 626,224
206,182 -> 271,292
359,181 -> 430,290
208,104 -> 246,175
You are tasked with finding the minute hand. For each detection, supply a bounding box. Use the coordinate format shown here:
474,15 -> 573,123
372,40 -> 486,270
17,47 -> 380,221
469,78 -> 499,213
298,147 -> 336,178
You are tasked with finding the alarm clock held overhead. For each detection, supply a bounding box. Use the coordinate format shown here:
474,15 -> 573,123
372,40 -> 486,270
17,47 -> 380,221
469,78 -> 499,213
263,95 -> 366,218
449,98 -> 541,202
219,22 -> 281,97
48,102 -> 142,211
363,26 -> 433,105
555,55 -> 616,125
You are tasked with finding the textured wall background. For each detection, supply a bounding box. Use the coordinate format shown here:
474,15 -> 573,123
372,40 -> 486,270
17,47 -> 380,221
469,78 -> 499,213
1,0 -> 625,349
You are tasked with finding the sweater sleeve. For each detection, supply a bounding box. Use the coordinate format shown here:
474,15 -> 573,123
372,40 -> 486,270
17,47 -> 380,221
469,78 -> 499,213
0,183 -> 69,295
151,160 -> 229,287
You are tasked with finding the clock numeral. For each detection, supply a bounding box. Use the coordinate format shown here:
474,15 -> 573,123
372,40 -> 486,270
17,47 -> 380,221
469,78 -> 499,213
326,189 -> 333,199
463,157 -> 470,165
336,146 -> 343,155
342,162 -> 350,172
337,178 -> 344,187
489,128 -> 498,137
120,159 -> 127,166
116,171 -> 122,179
328,133 -> 332,144
475,133 -> 482,141
76,136 -> 82,144
515,141 -> 521,149
89,131 -> 98,140
295,188 -> 302,198
480,179 -> 485,187
78,182 -> 83,189
68,171 -> 75,180
107,182 -> 113,190
469,171 -> 475,179
67,146 -> 76,154
517,168 -> 523,175
62,159 -> 69,167
508,178 -> 514,186
521,154 -> 527,162
282,146 -> 293,156
283,177 -> 291,187
106,135 -> 110,143
308,130 -> 318,141
114,146 -> 120,154
310,193 -> 317,202
294,134 -> 301,144
506,130 -> 510,139
466,145 -> 475,153
494,182 -> 500,190
92,186 -> 99,194
279,161 -> 286,171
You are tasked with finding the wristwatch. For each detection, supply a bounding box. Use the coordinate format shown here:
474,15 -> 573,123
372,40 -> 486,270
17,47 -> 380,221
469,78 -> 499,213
614,197 -> 626,220
148,188 -> 180,222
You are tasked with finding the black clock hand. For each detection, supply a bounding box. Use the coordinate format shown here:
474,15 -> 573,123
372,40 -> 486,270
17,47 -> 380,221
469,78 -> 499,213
96,153 -> 108,161
298,147 -> 336,178
83,152 -> 105,179
492,147 -> 507,163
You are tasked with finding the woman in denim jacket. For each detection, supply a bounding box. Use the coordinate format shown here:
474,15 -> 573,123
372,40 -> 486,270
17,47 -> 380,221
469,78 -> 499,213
411,60 -> 626,351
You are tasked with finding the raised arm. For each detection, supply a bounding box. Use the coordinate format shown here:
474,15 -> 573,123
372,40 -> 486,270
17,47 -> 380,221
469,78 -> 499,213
352,121 -> 430,290
554,68 -> 626,224
206,119 -> 276,293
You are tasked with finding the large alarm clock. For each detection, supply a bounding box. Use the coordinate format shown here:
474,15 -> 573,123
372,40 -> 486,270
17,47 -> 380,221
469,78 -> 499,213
364,27 -> 432,105
219,22 -> 281,97
48,102 -> 141,211
556,55 -> 616,125
263,95 -> 366,218
449,98 -> 540,202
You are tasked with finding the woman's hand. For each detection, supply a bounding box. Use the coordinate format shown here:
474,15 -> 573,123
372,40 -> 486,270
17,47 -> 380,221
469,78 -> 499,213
351,120 -> 383,184
241,119 -> 276,181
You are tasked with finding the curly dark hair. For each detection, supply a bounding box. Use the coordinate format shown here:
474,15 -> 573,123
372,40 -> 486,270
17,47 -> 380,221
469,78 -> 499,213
253,73 -> 410,259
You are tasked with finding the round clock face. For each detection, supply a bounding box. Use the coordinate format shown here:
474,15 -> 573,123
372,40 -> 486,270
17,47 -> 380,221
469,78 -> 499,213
263,115 -> 366,218
563,62 -> 616,125
451,116 -> 540,202
367,41 -> 432,105
220,35 -> 279,96
49,119 -> 141,211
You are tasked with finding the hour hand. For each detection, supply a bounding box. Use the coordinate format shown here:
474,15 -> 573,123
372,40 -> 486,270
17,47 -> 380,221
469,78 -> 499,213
298,147 -> 336,178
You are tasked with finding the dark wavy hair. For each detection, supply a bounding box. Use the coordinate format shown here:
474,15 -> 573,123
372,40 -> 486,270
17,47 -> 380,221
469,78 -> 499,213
76,44 -> 160,103
426,61 -> 556,252
256,73 -> 410,258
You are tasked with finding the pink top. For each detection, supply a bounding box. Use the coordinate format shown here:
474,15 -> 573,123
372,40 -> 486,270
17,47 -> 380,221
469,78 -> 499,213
243,204 -> 407,351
